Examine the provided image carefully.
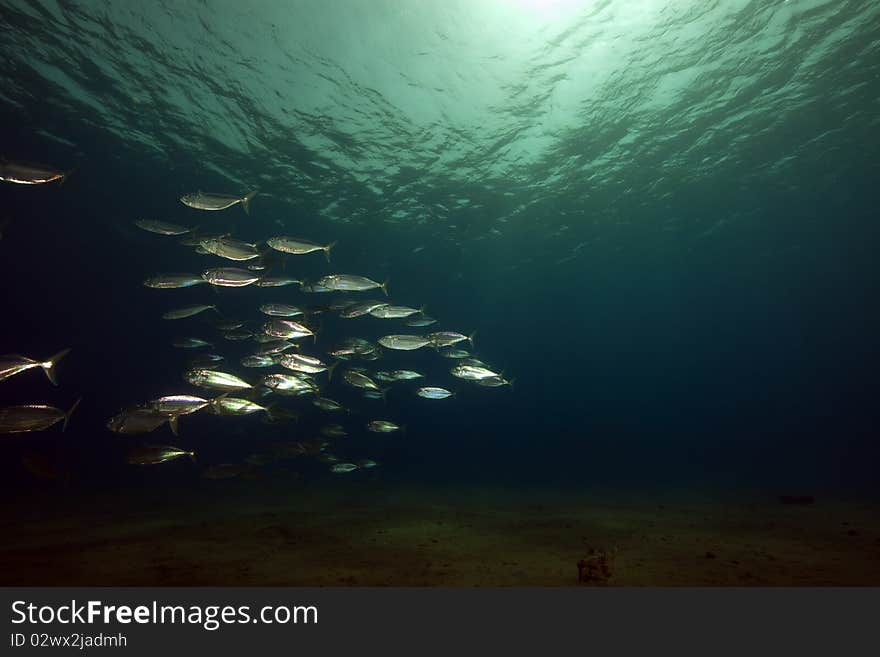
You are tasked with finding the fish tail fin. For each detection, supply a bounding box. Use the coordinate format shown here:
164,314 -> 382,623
324,240 -> 338,262
211,305 -> 222,315
327,360 -> 339,381
507,378 -> 515,390
62,397 -> 82,432
168,414 -> 180,437
187,450 -> 197,464
241,189 -> 259,214
401,424 -> 407,436
468,330 -> 477,349
380,279 -> 390,296
42,347 -> 72,386
380,387 -> 390,403
418,304 -> 427,314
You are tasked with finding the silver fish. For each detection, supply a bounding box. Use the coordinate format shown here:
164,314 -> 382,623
162,304 -> 217,320
429,331 -> 475,349
262,373 -> 317,395
357,459 -> 378,469
263,319 -> 314,341
278,353 -> 336,378
127,445 -> 195,465
316,274 -> 388,295
342,370 -> 381,392
135,219 -> 190,236
149,395 -> 211,416
200,236 -> 260,261
240,355 -> 277,368
378,335 -> 433,351
405,315 -> 437,327
370,305 -> 423,319
211,397 -> 268,416
312,397 -> 345,412
391,370 -> 424,380
330,463 -> 359,473
255,277 -> 302,288
0,160 -> 69,185
476,375 -> 513,388
417,387 -> 454,399
184,369 -> 252,391
107,406 -> 176,435
172,337 -> 213,349
202,267 -> 261,287
0,348 -> 70,386
339,300 -> 389,318
366,420 -> 402,433
266,236 -> 337,262
180,189 -> 258,214
449,364 -> 499,380
259,303 -> 304,317
144,273 -> 207,289
0,398 -> 80,434
321,423 -> 348,438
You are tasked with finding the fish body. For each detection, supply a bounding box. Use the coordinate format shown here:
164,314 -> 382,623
162,304 -> 217,320
127,445 -> 195,465
476,375 -> 513,388
200,237 -> 260,261
391,370 -> 424,380
184,369 -> 252,391
367,420 -> 402,433
342,370 -> 380,392
441,349 -> 471,359
180,189 -> 258,213
135,219 -> 190,235
172,337 -> 213,349
211,397 -> 268,416
256,276 -> 302,288
450,364 -> 499,380
278,353 -> 334,376
429,331 -> 475,348
417,387 -> 454,399
202,267 -> 261,287
144,273 -> 207,289
0,398 -> 80,434
240,355 -> 277,368
107,406 -> 174,435
378,334 -> 432,351
262,373 -> 317,395
370,305 -> 422,319
316,274 -> 387,295
149,395 -> 210,415
222,329 -> 254,341
266,236 -> 337,262
313,397 -> 345,412
321,423 -> 348,438
330,463 -> 359,473
339,300 -> 389,318
0,348 -> 70,386
255,340 -> 297,355
357,459 -> 378,469
405,315 -> 437,327
259,303 -> 304,317
0,160 -> 68,185
263,319 -> 314,340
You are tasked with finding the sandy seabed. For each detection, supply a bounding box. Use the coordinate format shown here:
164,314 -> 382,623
1,479 -> 878,586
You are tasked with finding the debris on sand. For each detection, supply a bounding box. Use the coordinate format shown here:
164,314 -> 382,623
577,548 -> 615,585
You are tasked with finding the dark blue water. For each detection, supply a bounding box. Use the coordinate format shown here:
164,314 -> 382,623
1,1 -> 879,505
